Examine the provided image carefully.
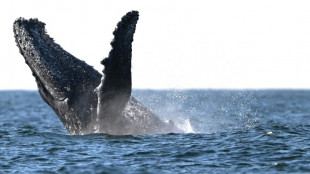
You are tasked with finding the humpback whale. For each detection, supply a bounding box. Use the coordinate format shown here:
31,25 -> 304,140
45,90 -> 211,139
13,11 -> 181,135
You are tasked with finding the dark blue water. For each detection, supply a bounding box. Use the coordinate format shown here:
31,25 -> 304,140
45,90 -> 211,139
1,90 -> 309,173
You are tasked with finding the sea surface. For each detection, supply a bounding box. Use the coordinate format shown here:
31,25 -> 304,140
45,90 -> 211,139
0,90 -> 309,173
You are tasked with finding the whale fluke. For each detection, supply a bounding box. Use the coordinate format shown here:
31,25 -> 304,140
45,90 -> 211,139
13,11 -> 181,135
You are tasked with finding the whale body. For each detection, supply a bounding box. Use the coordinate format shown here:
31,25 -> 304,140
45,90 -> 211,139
13,11 -> 181,135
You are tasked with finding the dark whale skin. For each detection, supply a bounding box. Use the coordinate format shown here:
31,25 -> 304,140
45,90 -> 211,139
13,11 -> 181,135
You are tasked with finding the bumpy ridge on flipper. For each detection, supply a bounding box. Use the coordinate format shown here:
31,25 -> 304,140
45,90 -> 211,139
13,18 -> 101,101
95,11 -> 139,128
100,11 -> 139,91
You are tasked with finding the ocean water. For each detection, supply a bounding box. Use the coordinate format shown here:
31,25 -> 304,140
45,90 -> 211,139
0,90 -> 309,173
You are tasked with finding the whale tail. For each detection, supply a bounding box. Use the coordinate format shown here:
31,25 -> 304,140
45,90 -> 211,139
13,11 -> 139,134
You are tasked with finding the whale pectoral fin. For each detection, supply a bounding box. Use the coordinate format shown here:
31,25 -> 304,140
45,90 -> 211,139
13,18 -> 101,102
95,11 -> 139,121
14,18 -> 102,134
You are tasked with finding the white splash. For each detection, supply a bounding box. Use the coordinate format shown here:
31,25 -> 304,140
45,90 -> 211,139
169,118 -> 194,133
182,118 -> 194,133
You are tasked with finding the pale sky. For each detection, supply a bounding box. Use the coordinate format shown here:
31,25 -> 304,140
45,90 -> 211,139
1,0 -> 310,89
